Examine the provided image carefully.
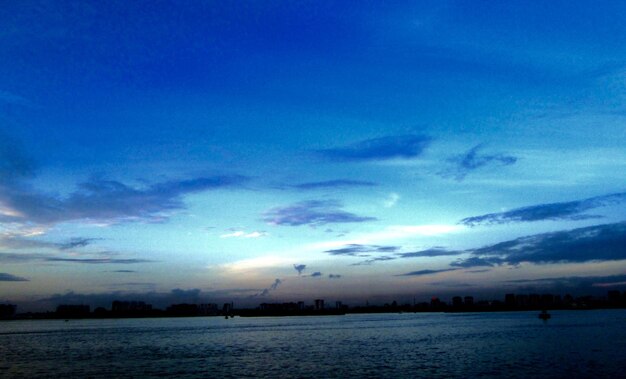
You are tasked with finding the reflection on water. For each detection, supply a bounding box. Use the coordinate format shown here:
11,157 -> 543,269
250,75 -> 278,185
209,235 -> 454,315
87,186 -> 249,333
1,310 -> 626,378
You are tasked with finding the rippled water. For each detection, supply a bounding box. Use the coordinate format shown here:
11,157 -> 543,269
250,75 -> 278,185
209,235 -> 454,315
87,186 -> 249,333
1,310 -> 625,378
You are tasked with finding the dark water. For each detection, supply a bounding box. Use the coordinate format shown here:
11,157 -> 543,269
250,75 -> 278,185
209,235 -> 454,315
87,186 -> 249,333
1,310 -> 626,378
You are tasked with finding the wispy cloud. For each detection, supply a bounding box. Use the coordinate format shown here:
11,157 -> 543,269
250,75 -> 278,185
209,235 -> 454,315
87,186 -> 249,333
46,257 -> 154,264
310,271 -> 322,277
397,268 -> 459,277
291,179 -> 377,190
263,200 -> 376,226
351,256 -> 397,266
440,144 -> 517,181
0,272 -> 29,281
383,193 -> 400,208
1,175 -> 249,226
317,134 -> 432,161
220,230 -> 267,238
459,192 -> 626,226
503,274 -> 626,291
0,235 -> 100,251
398,248 -> 463,258
451,222 -> 626,267
324,244 -> 399,256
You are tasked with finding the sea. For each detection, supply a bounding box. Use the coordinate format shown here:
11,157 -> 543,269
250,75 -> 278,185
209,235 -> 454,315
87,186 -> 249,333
1,310 -> 625,378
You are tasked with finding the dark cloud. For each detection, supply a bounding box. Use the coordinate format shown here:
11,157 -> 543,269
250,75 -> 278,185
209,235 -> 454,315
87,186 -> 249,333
310,271 -> 322,277
291,179 -> 377,190
293,264 -> 306,275
464,269 -> 491,273
324,244 -> 399,256
58,237 -> 101,250
317,134 -> 432,161
46,258 -> 154,264
0,235 -> 98,252
397,268 -> 459,276
0,272 -> 29,281
0,252 -> 48,263
451,222 -> 626,267
504,274 -> 626,288
351,256 -> 397,266
441,144 -> 517,181
0,175 -> 248,225
110,270 -> 137,273
263,200 -> 376,226
459,192 -> 626,226
252,278 -> 282,297
328,274 -> 342,279
450,257 -> 501,268
398,248 -> 463,258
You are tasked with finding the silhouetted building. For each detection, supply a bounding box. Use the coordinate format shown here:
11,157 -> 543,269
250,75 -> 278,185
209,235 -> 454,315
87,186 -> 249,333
315,299 -> 325,310
335,301 -> 343,309
430,297 -> 442,309
541,294 -> 554,306
112,300 -> 152,313
505,294 -> 515,307
464,296 -> 474,306
166,303 -> 198,316
0,304 -> 16,319
608,290 -> 622,306
56,304 -> 90,318
223,302 -> 233,313
198,303 -> 219,316
452,296 -> 463,307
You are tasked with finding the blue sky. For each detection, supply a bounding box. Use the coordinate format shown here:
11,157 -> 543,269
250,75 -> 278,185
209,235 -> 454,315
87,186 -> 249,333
2,1 -> 626,310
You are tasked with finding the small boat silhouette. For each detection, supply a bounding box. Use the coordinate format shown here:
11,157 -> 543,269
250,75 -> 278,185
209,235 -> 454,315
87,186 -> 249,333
538,310 -> 551,320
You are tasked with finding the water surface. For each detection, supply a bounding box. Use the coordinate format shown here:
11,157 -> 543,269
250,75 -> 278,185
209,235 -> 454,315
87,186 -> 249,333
1,310 -> 625,378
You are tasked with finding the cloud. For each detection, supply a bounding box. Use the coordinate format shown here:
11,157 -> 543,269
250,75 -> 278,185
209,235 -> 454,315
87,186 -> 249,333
324,244 -> 399,256
397,268 -> 459,276
450,257 -> 501,268
351,256 -> 397,266
291,179 -> 377,190
263,200 -> 376,226
0,175 -> 249,225
451,222 -> 626,267
310,271 -> 322,277
110,270 -> 137,273
46,257 -> 155,264
440,144 -> 517,181
252,278 -> 282,297
398,248 -> 464,258
459,192 -> 626,226
0,272 -> 29,281
503,274 -> 626,293
0,252 -> 48,263
58,237 -> 101,250
383,193 -> 400,208
293,264 -> 306,275
328,274 -> 342,279
317,134 -> 432,161
0,235 -> 100,252
220,230 -> 267,238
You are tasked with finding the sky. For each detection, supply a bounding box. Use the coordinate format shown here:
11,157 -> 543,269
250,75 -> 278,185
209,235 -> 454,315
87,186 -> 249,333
1,1 -> 626,311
